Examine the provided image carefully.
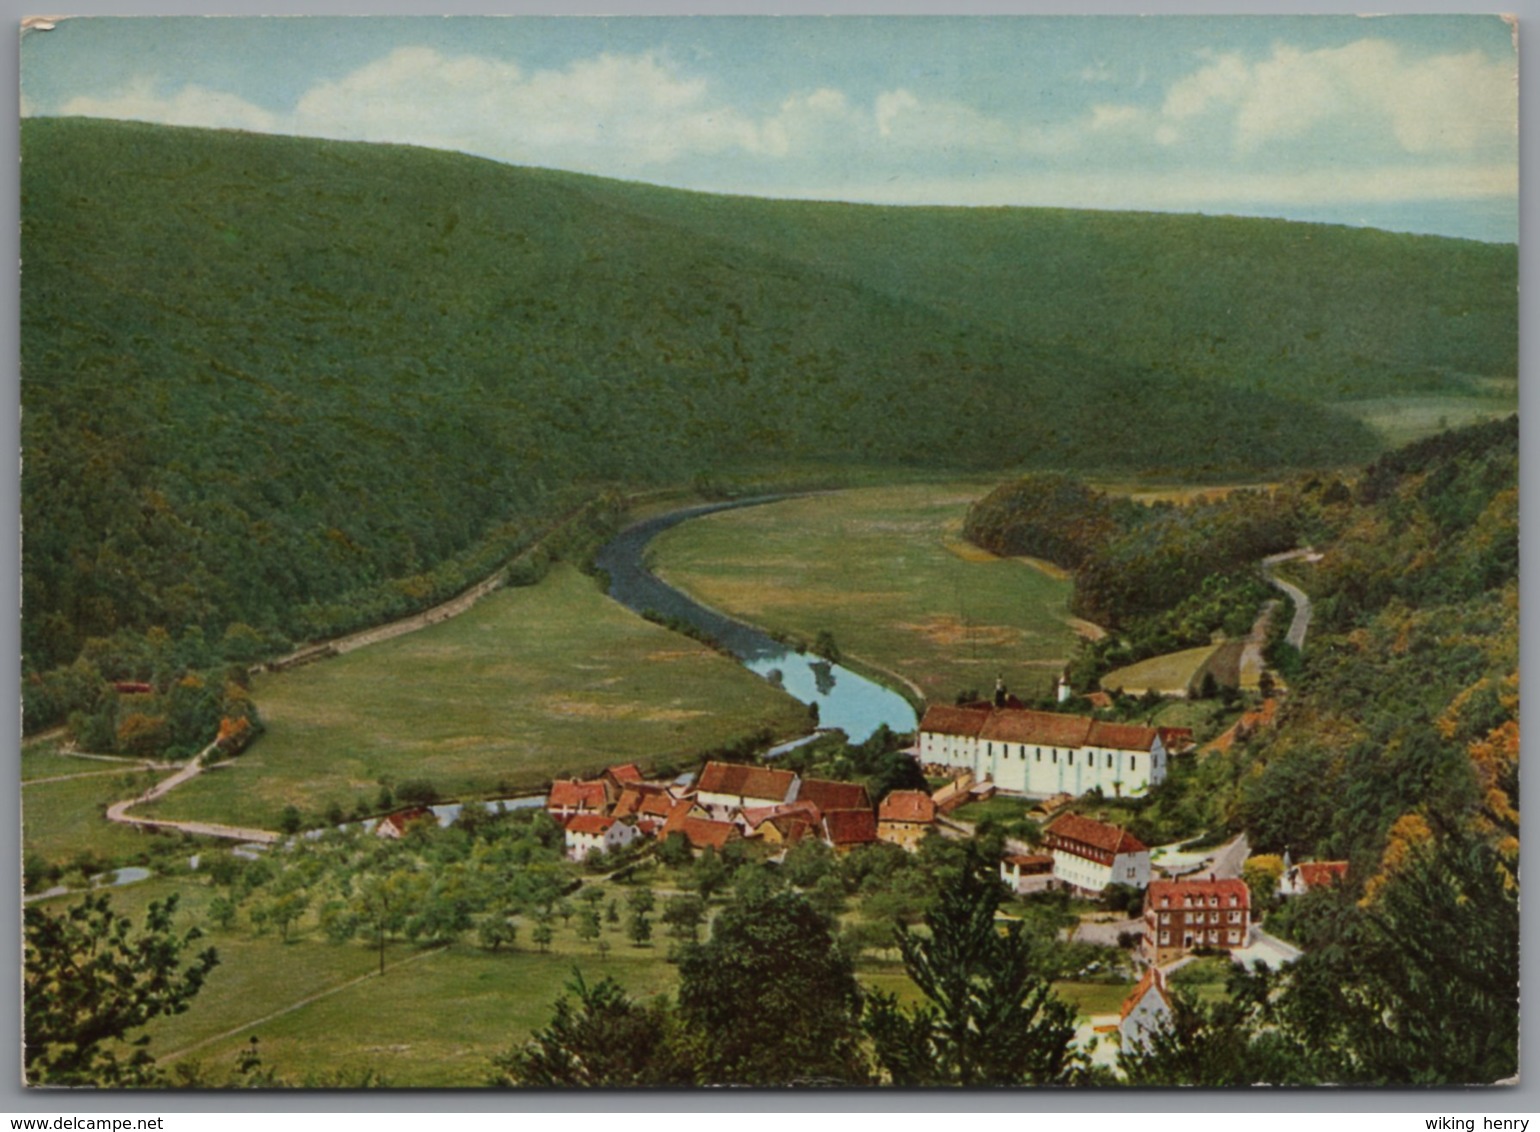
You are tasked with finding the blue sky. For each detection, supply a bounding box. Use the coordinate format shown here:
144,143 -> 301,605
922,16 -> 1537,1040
21,15 -> 1519,241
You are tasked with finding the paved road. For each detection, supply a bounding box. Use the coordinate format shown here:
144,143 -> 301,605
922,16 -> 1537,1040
1210,833 -> 1251,879
1262,549 -> 1318,652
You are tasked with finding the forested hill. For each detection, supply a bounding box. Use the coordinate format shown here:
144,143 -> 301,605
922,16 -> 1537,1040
20,118 -> 1512,677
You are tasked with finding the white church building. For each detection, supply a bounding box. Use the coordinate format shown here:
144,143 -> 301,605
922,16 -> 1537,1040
917,703 -> 1168,798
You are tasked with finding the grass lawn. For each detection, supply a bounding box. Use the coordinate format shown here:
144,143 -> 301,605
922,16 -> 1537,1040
137,565 -> 811,830
1102,644 -> 1223,698
950,795 -> 1037,826
23,766 -> 175,874
647,484 -> 1081,707
1053,980 -> 1136,1018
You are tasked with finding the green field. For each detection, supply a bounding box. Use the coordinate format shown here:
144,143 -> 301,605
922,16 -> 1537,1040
138,565 -> 810,831
22,740 -> 172,875
1101,644 -> 1226,698
649,485 -> 1082,706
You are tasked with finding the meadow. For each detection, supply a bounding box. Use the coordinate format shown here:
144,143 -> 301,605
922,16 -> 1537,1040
138,565 -> 810,832
648,484 -> 1083,705
72,865 -> 1139,1088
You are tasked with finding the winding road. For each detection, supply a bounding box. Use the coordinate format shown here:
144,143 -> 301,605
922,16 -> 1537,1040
1262,549 -> 1319,652
104,741 -> 281,845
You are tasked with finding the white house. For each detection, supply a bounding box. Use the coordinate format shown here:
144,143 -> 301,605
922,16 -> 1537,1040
1043,812 -> 1151,893
918,705 -> 1167,798
1118,965 -> 1174,1055
692,761 -> 800,819
563,814 -> 639,862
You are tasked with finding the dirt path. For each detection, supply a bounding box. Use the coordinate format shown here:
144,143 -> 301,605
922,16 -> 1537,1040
159,945 -> 448,1065
104,742 -> 282,845
264,498 -> 602,673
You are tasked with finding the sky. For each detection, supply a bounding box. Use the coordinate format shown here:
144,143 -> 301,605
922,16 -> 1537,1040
20,15 -> 1521,242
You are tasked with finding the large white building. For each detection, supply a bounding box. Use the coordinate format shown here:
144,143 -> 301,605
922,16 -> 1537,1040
1043,812 -> 1151,893
917,704 -> 1167,798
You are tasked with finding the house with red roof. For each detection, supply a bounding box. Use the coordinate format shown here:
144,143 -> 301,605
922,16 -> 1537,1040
546,778 -> 609,821
693,761 -> 800,818
877,790 -> 937,852
918,705 -> 1167,799
1143,877 -> 1251,965
375,806 -> 435,839
1278,859 -> 1349,897
1044,813 -> 1151,893
821,808 -> 878,854
600,763 -> 645,806
610,782 -> 677,824
1118,965 -> 1174,1054
797,777 -> 871,814
661,799 -> 742,854
563,813 -> 641,861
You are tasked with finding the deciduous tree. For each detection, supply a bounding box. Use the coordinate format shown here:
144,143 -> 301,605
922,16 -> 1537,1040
24,894 -> 218,1086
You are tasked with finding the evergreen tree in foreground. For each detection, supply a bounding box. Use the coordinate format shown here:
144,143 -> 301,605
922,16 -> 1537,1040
864,863 -> 1078,1086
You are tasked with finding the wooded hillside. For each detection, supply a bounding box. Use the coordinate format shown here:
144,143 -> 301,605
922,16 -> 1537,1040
22,119 -> 1513,683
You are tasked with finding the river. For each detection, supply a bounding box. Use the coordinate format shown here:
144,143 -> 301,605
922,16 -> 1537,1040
594,497 -> 918,743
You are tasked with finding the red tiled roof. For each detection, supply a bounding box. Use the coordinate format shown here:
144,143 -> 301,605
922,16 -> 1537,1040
612,782 -> 674,820
1157,727 -> 1194,750
822,808 -> 878,847
1086,691 -> 1115,709
378,806 -> 434,835
606,763 -> 645,784
918,704 -> 991,738
1086,720 -> 1160,752
1146,877 -> 1251,911
547,780 -> 607,811
979,709 -> 1093,748
1120,966 -> 1172,1021
878,790 -> 936,824
1046,813 -> 1148,857
798,778 -> 871,813
742,800 -> 822,830
565,814 -> 615,836
696,761 -> 797,803
662,799 -> 739,850
1295,861 -> 1349,889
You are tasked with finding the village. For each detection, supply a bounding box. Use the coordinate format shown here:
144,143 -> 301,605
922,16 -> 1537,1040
492,675 -> 1347,1071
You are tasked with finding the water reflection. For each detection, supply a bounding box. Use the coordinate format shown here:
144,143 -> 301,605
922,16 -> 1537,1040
596,499 -> 919,742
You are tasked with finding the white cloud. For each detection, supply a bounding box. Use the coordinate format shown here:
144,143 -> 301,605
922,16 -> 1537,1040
58,76 -> 278,132
1154,39 -> 1514,157
290,47 -> 766,170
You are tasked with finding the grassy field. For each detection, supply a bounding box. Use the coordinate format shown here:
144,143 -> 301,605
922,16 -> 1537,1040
22,751 -> 172,875
1101,644 -> 1224,698
45,871 -> 1141,1088
1338,384 -> 1517,449
137,565 -> 810,831
648,485 -> 1082,706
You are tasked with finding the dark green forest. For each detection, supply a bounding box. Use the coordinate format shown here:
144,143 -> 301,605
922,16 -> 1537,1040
21,118 -> 1515,729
